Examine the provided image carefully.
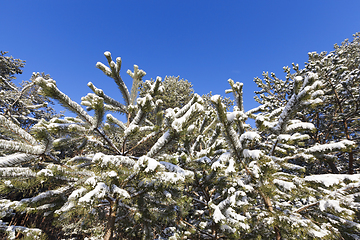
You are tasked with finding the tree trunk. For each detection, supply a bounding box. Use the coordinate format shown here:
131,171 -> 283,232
348,151 -> 354,174
331,84 -> 355,175
261,194 -> 282,239
103,199 -> 117,240
275,226 -> 282,240
327,160 -> 339,174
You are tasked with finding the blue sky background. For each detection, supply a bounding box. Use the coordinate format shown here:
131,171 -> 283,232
2,1 -> 360,117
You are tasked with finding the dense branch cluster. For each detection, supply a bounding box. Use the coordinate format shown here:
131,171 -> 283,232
0,34 -> 359,239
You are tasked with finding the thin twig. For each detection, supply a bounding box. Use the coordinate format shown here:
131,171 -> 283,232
294,202 -> 320,213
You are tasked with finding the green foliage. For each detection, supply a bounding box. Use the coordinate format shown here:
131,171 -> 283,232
1,35 -> 360,239
0,52 -> 58,130
139,76 -> 194,111
0,51 -> 25,86
253,33 -> 360,174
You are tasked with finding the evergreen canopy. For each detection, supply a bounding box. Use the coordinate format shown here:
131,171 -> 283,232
0,34 -> 359,240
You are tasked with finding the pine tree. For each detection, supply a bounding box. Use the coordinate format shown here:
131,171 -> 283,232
253,34 -> 360,175
1,52 -> 204,239
1,34 -> 359,239
0,52 -> 61,239
0,51 -> 25,91
139,76 -> 195,112
178,73 -> 359,239
298,34 -> 360,174
0,52 -> 57,130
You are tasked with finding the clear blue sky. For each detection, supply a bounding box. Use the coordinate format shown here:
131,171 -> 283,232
2,1 -> 360,115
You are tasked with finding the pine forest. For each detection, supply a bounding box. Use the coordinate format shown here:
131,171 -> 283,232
0,33 -> 359,240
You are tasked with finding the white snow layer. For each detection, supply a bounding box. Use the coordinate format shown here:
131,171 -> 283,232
212,152 -> 232,171
93,152 -> 135,167
286,122 -> 316,132
156,172 -> 186,184
36,169 -> 53,177
278,133 -> 310,143
171,102 -> 204,132
212,205 -> 226,223
68,187 -> 87,200
0,115 -> 37,145
196,156 -> 212,164
319,199 -> 354,215
3,180 -> 13,187
210,95 -> 221,103
226,111 -> 246,123
15,185 -> 72,205
0,153 -> 37,167
0,167 -> 35,177
309,227 -> 331,238
136,94 -> 152,108
248,161 -> 260,178
273,179 -> 296,191
3,224 -> 42,240
55,187 -> 88,214
79,182 -> 109,203
243,149 -> 262,160
84,177 -> 97,187
294,76 -> 303,81
305,140 -> 355,154
160,161 -> 194,178
107,171 -> 117,177
240,131 -> 261,143
134,156 -> 163,173
305,174 -> 360,187
112,184 -> 130,198
146,130 -> 172,158
278,134 -> 291,142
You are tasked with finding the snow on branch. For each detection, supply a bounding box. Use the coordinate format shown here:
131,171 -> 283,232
106,114 -> 126,132
174,93 -> 203,119
128,64 -> 147,105
87,81 -> 127,113
304,174 -> 360,187
47,122 -> 87,134
272,73 -> 321,134
134,156 -> 164,173
172,102 -> 204,133
112,184 -> 130,199
130,94 -> 154,126
211,95 -> 242,161
305,140 -> 355,155
0,167 -> 36,178
0,115 -> 37,145
0,153 -> 37,167
226,79 -> 244,111
246,103 -> 270,116
78,182 -> 109,203
96,51 -> 131,106
242,149 -> 263,161
92,152 -> 136,168
226,110 -> 247,124
285,121 -> 316,133
0,223 -> 42,240
0,139 -> 45,155
160,161 -> 194,178
22,185 -> 73,204
272,94 -> 298,134
240,131 -> 261,145
146,130 -> 179,158
35,77 -> 95,126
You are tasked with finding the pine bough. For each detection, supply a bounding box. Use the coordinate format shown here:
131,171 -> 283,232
0,47 -> 359,240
